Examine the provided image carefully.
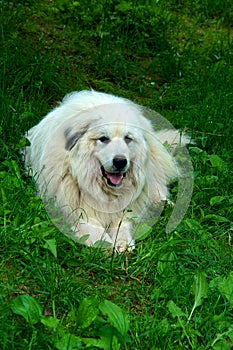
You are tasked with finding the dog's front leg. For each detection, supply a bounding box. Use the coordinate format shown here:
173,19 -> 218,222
109,222 -> 135,253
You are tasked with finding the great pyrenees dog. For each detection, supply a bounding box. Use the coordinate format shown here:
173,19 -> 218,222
23,90 -> 189,252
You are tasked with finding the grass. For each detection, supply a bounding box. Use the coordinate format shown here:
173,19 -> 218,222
1,0 -> 233,349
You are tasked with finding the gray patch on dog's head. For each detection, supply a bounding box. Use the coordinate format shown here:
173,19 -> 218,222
65,126 -> 89,150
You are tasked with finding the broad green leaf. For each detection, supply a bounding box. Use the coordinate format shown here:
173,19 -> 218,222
209,154 -> 226,172
210,272 -> 233,305
134,222 -> 152,241
192,271 -> 208,307
157,252 -> 175,275
43,238 -> 57,258
111,335 -> 121,350
81,335 -> 120,350
210,196 -> 225,206
11,295 -> 42,324
184,218 -> 201,230
82,334 -> 120,350
40,315 -> 60,329
203,214 -> 229,223
228,328 -> 233,343
54,331 -> 82,350
189,146 -> 205,154
167,300 -> 187,318
204,175 -> 219,184
99,300 -> 130,338
77,296 -> 99,328
210,276 -> 222,290
188,271 -> 208,321
213,340 -> 231,350
212,327 -> 233,349
16,137 -> 30,150
77,234 -> 90,244
97,324 -> 122,350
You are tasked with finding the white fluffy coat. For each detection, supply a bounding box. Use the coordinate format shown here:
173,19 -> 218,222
23,90 -> 187,252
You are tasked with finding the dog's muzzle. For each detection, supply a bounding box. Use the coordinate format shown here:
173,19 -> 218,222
101,156 -> 128,188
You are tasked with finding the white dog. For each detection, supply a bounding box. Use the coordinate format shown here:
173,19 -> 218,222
23,90 -> 188,252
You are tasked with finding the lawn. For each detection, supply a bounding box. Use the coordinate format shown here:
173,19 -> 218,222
1,0 -> 233,349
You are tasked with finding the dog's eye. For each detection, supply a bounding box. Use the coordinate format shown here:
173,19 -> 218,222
98,136 -> 110,144
124,136 -> 133,144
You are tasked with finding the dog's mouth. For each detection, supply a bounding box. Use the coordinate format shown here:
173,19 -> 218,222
101,166 -> 126,188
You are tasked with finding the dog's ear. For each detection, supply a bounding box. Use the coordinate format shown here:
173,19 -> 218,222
65,125 -> 89,150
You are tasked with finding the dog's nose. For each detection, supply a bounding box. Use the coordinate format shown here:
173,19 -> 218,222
113,156 -> 128,170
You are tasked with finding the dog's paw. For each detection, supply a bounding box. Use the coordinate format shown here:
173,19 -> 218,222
115,239 -> 135,253
72,223 -> 114,247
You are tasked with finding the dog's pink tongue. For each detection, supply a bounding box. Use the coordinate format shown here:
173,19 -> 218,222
106,172 -> 123,186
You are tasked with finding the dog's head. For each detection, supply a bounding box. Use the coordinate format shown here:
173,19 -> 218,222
64,103 -> 150,196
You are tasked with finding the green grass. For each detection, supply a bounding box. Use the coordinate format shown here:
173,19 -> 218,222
1,0 -> 233,349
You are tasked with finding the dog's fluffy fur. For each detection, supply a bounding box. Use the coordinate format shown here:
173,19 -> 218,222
23,90 -> 188,252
